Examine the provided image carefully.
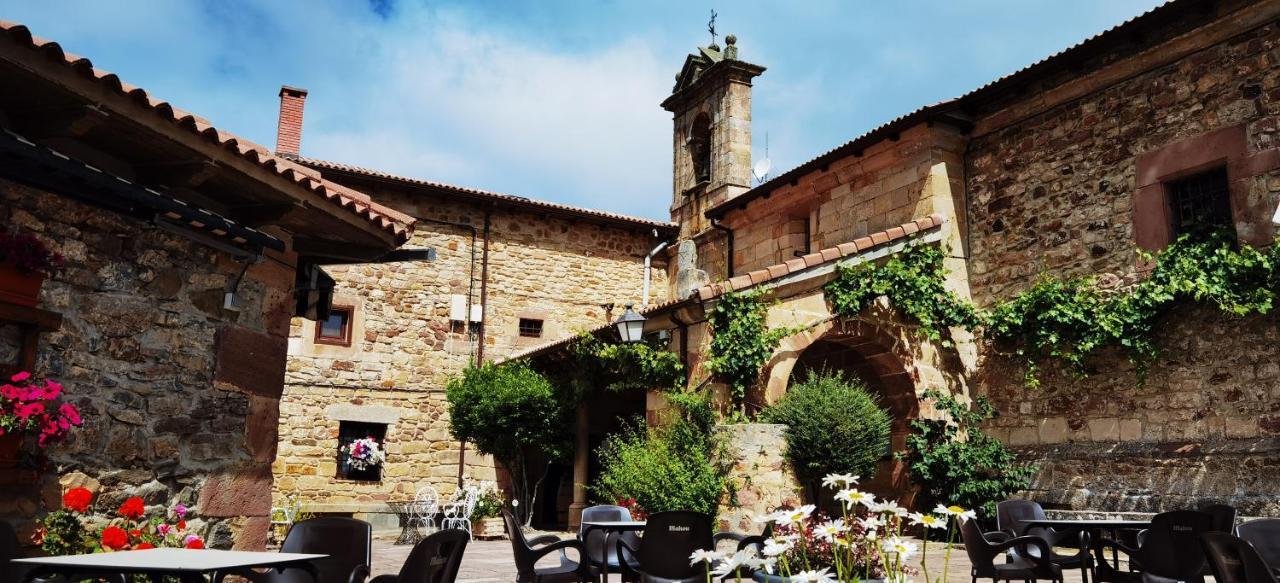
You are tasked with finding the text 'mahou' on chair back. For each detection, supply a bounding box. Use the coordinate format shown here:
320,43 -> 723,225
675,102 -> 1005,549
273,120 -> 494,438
1137,510 -> 1213,583
273,517 -> 373,583
633,511 -> 713,581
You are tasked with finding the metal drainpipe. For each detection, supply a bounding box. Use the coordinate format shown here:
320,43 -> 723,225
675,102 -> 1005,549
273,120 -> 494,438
460,208 -> 492,488
711,217 -> 734,278
643,236 -> 671,306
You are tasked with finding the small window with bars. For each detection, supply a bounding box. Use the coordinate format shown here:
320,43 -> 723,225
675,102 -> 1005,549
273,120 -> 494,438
1167,167 -> 1232,237
518,318 -> 544,338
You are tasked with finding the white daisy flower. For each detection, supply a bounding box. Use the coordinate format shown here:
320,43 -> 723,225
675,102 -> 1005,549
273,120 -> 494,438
882,536 -> 918,559
834,488 -> 875,508
858,516 -> 884,531
814,519 -> 846,541
790,568 -> 836,583
761,538 -> 794,557
744,556 -> 777,574
689,549 -> 723,566
908,512 -> 948,529
821,473 -> 860,489
710,549 -> 755,578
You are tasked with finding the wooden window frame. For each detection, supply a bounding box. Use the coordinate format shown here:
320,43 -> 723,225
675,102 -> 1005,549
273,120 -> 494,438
518,318 -> 544,339
336,420 -> 386,482
314,305 -> 354,347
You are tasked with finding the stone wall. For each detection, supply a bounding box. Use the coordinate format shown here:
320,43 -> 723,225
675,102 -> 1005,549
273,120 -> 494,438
1,177 -> 296,549
721,124 -> 968,276
966,17 -> 1280,511
716,423 -> 801,532
278,187 -> 670,511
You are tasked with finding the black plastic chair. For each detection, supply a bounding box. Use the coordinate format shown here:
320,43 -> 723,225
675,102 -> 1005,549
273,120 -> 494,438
1237,518 -> 1280,578
996,500 -> 1092,583
960,517 -> 1062,583
370,529 -> 469,583
1093,510 -> 1212,583
617,511 -> 714,583
1201,504 -> 1238,534
713,522 -> 773,554
503,510 -> 596,583
1201,531 -> 1278,583
577,505 -> 639,582
242,517 -> 372,583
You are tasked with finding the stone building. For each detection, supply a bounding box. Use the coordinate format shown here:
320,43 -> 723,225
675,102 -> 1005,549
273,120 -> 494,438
518,0 -> 1280,521
0,21 -> 413,550
270,90 -> 676,525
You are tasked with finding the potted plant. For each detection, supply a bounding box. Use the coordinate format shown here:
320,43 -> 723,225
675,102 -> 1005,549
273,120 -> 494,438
470,481 -> 507,539
340,436 -> 386,471
0,231 -> 64,307
0,371 -> 82,467
690,473 -> 971,583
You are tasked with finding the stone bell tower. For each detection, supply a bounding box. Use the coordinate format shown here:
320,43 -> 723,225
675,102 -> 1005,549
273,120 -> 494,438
662,33 -> 765,295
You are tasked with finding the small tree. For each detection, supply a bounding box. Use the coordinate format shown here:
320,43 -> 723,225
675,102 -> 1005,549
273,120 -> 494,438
902,389 -> 1037,517
763,370 -> 891,499
445,362 -> 571,526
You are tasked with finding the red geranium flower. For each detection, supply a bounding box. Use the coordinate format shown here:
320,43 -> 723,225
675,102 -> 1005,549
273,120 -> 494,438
135,542 -> 156,550
184,537 -> 205,549
177,519 -> 186,530
101,526 -> 128,551
62,487 -> 93,513
118,497 -> 146,520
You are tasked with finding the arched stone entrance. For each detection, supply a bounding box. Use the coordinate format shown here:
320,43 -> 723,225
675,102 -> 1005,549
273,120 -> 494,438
763,316 -> 924,507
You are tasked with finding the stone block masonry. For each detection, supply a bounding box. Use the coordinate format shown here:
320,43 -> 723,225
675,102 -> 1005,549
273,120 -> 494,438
279,186 -> 670,511
1,177 -> 298,550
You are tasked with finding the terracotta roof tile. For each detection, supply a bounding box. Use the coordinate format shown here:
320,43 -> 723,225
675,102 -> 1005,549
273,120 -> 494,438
692,215 -> 946,302
0,20 -> 415,245
293,156 -> 677,232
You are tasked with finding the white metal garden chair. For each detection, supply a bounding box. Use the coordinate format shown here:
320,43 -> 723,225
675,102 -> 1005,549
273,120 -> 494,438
410,485 -> 441,533
440,485 -> 479,539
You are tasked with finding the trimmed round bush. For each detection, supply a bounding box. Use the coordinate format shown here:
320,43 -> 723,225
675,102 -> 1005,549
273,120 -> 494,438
762,369 -> 891,486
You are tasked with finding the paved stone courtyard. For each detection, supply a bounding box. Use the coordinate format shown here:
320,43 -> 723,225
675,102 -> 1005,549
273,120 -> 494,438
370,535 -> 1095,583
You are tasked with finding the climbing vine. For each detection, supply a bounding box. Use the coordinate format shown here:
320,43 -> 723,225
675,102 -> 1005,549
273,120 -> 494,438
706,288 -> 795,409
824,231 -> 1280,387
567,332 -> 685,395
824,244 -> 982,343
987,230 -> 1280,386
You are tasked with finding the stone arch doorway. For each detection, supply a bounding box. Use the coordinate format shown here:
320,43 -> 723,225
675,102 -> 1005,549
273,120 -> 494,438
786,328 -> 919,507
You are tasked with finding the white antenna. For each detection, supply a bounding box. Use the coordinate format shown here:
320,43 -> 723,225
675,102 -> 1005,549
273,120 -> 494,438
752,131 -> 772,184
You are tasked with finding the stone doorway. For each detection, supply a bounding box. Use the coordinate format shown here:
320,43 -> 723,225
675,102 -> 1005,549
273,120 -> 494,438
787,331 -> 919,507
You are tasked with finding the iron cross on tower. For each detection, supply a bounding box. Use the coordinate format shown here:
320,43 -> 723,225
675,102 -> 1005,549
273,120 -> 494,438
708,9 -> 718,47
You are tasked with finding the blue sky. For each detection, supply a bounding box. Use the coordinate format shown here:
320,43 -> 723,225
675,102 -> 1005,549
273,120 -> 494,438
3,0 -> 1164,221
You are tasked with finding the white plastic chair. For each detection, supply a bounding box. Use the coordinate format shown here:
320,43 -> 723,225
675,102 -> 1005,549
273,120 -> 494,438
411,485 -> 441,533
441,486 -> 479,539
268,493 -> 301,544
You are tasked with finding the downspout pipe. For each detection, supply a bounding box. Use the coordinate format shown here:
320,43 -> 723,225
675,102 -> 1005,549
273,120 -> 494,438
642,235 -> 671,307
711,217 -> 734,279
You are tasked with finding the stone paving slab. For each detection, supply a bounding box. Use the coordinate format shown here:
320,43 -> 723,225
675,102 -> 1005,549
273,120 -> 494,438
371,535 -> 1095,583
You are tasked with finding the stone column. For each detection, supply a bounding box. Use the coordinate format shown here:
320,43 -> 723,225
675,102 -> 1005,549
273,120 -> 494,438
568,401 -> 589,529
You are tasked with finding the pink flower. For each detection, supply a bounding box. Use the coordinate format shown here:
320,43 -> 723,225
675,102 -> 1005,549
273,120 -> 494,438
11,371 -> 30,383
173,504 -> 188,519
156,523 -> 173,536
58,403 -> 82,426
16,402 -> 44,420
42,381 -> 62,401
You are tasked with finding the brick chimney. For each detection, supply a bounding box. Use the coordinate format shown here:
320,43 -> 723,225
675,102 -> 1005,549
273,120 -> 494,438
275,85 -> 308,157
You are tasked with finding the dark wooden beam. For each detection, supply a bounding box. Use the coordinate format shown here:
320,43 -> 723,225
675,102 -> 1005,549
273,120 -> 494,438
135,160 -> 221,189
11,104 -> 109,140
226,203 -> 300,227
293,236 -> 392,263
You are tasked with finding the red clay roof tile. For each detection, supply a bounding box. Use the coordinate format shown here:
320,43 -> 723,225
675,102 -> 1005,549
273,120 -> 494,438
0,20 -> 415,245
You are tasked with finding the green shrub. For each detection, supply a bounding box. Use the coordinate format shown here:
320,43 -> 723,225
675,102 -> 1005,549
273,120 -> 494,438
762,370 -> 891,489
902,389 -> 1036,517
445,362 -> 571,525
591,392 -> 728,516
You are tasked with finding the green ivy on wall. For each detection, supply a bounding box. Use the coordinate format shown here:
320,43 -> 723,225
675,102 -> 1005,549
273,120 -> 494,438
567,332 -> 685,394
824,231 -> 1280,387
824,244 -> 983,344
706,288 -> 795,410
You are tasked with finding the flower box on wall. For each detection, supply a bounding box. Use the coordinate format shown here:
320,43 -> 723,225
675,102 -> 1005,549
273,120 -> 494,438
0,262 -> 43,307
471,516 -> 505,540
